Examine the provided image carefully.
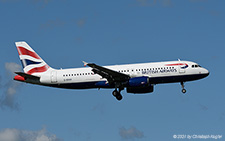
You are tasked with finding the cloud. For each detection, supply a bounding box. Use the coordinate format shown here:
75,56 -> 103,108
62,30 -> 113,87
76,18 -> 86,27
209,10 -> 220,17
0,0 -> 17,3
119,126 -> 144,140
68,128 -> 91,141
5,62 -> 21,76
162,0 -> 172,7
40,19 -> 66,30
136,0 -> 157,7
0,0 -> 51,6
189,0 -> 208,3
135,0 -> 172,7
90,103 -> 105,114
198,103 -> 208,111
32,0 -> 51,4
0,62 -> 22,110
0,75 -> 2,88
30,0 -> 52,8
0,127 -> 62,141
219,111 -> 225,121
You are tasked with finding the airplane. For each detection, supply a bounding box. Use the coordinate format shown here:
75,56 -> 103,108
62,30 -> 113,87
14,41 -> 209,101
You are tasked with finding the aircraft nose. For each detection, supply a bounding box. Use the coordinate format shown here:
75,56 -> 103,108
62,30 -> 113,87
202,68 -> 210,77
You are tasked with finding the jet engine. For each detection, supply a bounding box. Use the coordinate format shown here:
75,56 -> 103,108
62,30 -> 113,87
127,76 -> 154,94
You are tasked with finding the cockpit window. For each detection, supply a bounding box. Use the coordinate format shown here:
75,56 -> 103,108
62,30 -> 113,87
192,64 -> 201,68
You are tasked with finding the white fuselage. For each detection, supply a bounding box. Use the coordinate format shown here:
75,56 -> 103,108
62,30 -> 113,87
39,60 -> 209,89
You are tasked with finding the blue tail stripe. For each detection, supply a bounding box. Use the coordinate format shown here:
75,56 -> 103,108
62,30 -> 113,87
21,59 -> 42,68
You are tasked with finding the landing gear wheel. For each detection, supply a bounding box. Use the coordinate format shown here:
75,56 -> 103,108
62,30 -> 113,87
112,90 -> 123,101
180,82 -> 187,94
182,89 -> 186,94
116,94 -> 123,101
112,90 -> 118,97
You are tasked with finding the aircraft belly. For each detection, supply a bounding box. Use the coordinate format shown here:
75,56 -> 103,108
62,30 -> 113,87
150,73 -> 208,84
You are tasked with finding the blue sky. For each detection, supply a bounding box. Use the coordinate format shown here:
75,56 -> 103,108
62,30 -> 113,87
0,0 -> 225,140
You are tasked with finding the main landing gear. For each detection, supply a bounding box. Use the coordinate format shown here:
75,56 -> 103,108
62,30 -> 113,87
180,82 -> 186,94
112,87 -> 124,101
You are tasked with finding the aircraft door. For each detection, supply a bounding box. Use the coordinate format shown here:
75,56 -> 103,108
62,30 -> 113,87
51,71 -> 57,83
179,66 -> 185,73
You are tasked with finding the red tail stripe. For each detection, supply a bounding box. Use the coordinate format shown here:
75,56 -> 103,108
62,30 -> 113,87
165,63 -> 187,66
27,65 -> 49,74
17,46 -> 41,59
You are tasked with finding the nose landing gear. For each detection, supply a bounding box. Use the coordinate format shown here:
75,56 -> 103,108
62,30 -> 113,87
181,82 -> 186,94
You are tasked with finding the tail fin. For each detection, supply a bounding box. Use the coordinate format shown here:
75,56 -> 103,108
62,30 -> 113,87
15,41 -> 52,75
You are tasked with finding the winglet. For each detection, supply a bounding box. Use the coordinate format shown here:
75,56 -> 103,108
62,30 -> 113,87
82,61 -> 88,67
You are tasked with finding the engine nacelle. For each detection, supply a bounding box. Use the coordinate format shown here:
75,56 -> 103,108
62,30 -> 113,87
126,85 -> 154,94
128,76 -> 149,87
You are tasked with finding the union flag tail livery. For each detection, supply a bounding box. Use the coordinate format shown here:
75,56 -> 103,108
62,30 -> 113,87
15,42 -> 51,76
14,41 -> 209,101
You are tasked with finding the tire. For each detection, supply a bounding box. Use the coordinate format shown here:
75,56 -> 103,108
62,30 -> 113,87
112,90 -> 118,97
182,89 -> 186,94
116,94 -> 123,101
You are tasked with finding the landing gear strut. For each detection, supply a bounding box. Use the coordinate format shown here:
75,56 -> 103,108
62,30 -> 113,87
181,82 -> 186,94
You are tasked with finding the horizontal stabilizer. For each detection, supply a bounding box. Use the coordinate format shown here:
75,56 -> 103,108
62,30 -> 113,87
15,72 -> 40,79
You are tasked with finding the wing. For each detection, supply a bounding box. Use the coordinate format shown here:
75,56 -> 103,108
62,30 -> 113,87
83,61 -> 130,83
